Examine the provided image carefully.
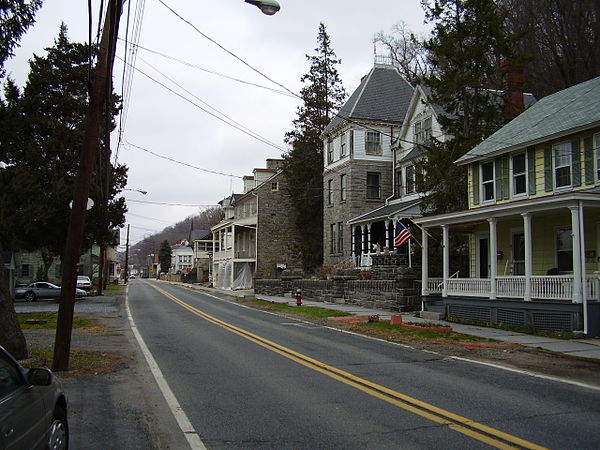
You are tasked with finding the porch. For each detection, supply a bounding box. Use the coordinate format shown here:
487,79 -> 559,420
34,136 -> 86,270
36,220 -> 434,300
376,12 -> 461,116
427,274 -> 600,301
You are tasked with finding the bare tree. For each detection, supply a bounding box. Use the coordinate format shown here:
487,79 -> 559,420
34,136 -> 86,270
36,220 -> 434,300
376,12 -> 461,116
373,21 -> 432,84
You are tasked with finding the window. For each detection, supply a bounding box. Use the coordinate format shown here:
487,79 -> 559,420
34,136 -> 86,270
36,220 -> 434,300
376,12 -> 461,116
271,182 -> 279,191
395,169 -> 403,197
405,165 -> 415,194
366,131 -> 382,155
512,153 -> 526,195
340,174 -> 347,201
0,354 -> 23,398
481,161 -> 495,201
20,264 -> 30,277
414,117 -> 432,144
340,132 -> 346,156
556,227 -> 573,272
330,223 -> 338,253
327,141 -> 333,164
338,222 -> 344,254
349,130 -> 354,156
366,172 -> 381,199
327,179 -> 333,205
596,134 -> 600,182
554,142 -> 571,188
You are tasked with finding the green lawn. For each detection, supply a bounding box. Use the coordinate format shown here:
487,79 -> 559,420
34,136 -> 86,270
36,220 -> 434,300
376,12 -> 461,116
18,312 -> 91,330
360,321 -> 487,341
252,299 -> 351,318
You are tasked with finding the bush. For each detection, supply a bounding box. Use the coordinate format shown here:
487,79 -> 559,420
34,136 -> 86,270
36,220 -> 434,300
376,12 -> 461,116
314,261 -> 355,280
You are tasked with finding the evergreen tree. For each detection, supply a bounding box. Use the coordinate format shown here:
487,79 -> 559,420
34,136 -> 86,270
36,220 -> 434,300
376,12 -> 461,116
0,25 -> 127,279
0,0 -> 42,359
416,0 -> 518,214
159,240 -> 172,274
283,23 -> 345,271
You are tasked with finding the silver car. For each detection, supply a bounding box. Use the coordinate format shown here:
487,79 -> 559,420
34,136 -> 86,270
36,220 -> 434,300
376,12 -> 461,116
0,345 -> 68,449
14,282 -> 87,302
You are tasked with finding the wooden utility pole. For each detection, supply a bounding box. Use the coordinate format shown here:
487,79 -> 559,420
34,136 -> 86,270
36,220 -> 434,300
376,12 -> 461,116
124,224 -> 130,284
52,0 -> 124,372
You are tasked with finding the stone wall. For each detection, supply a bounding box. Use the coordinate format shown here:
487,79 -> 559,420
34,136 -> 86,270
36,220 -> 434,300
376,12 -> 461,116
255,263 -> 420,311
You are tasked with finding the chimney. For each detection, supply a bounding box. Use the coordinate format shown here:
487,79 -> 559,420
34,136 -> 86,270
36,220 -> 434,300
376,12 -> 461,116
500,57 -> 525,120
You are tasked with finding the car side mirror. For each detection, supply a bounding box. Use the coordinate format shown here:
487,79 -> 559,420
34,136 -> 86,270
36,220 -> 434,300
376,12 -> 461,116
27,367 -> 52,386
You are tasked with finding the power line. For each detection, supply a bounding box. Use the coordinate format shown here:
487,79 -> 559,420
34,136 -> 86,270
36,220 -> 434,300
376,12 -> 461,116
116,38 -> 296,98
115,54 -> 287,152
157,0 -> 300,99
125,198 -> 216,207
123,140 -> 244,178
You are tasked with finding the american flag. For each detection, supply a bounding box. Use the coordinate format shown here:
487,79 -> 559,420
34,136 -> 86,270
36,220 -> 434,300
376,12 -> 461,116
394,221 -> 412,248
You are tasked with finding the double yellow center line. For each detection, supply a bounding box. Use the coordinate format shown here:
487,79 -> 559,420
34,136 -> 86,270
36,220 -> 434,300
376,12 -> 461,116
150,284 -> 547,450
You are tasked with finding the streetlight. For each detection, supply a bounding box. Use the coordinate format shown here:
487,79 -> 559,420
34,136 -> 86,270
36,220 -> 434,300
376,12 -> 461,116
245,0 -> 280,15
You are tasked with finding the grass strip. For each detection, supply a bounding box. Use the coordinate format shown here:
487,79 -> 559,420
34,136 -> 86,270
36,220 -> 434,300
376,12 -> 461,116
253,299 -> 351,318
359,321 -> 488,342
23,349 -> 126,377
18,312 -> 91,330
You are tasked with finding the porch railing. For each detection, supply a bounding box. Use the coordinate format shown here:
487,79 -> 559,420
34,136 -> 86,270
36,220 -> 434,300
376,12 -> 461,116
425,274 -> 600,301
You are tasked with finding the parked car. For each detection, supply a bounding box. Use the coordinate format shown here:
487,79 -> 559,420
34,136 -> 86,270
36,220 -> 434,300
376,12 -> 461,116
14,282 -> 87,302
0,345 -> 68,449
76,275 -> 92,291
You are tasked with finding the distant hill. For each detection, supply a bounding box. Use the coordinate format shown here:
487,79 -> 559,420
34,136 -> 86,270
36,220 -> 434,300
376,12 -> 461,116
125,207 -> 223,265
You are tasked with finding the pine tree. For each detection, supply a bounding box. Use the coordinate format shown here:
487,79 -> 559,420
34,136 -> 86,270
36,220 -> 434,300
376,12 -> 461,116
283,23 -> 345,271
416,0 -> 518,214
159,240 -> 172,274
0,0 -> 42,359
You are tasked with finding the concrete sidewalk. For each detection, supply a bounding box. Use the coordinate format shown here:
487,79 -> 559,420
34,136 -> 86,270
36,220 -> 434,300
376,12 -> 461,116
184,283 -> 600,361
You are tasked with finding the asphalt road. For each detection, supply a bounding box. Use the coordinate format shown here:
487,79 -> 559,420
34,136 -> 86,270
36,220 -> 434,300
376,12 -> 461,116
128,280 -> 600,449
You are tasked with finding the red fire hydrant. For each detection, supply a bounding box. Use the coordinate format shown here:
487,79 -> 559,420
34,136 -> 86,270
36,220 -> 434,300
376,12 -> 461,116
296,288 -> 302,306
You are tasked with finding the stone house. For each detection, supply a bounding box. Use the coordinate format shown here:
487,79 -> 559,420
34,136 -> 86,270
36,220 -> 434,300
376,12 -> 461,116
212,159 -> 302,289
322,59 -> 414,266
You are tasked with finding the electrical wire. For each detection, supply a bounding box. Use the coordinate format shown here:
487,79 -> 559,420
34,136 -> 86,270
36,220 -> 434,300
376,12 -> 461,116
125,198 -> 216,207
123,140 -> 244,178
157,0 -> 300,99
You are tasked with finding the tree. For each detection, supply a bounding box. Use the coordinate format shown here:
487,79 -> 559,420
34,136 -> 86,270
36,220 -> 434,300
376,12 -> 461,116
1,25 -> 127,280
373,21 -> 431,84
502,0 -> 600,99
416,0 -> 517,214
283,23 -> 345,271
0,0 -> 42,360
158,240 -> 172,274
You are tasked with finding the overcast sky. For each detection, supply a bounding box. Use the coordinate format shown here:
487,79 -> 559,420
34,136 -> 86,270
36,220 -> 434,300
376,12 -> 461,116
5,0 -> 432,246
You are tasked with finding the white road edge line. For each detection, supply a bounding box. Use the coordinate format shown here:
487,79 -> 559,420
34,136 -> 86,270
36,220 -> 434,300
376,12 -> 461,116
125,286 -> 207,450
166,282 -> 600,393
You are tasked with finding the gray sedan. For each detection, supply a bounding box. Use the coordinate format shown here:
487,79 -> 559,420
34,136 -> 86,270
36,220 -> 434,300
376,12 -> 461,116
14,282 -> 87,302
0,345 -> 68,449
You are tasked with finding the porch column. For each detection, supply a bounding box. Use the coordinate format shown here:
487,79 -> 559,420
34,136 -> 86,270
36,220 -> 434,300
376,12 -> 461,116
361,225 -> 367,255
385,220 -> 392,252
522,212 -> 532,301
569,205 -> 582,303
442,224 -> 449,297
351,226 -> 356,264
488,218 -> 497,300
367,223 -> 372,253
421,227 -> 429,296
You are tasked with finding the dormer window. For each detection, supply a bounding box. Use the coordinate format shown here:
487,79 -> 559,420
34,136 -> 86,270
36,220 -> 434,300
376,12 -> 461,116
340,131 -> 346,156
327,141 -> 334,164
405,165 -> 416,194
366,131 -> 382,155
414,117 -> 432,144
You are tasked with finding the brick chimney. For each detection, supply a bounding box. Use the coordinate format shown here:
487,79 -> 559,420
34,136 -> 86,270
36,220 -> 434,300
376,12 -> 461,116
500,57 -> 525,120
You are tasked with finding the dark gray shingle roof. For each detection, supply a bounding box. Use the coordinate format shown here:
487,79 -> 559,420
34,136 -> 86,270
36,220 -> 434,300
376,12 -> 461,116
456,76 -> 600,164
323,64 -> 414,135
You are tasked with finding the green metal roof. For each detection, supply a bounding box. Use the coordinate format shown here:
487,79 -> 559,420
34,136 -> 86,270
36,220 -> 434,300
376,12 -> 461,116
456,76 -> 600,165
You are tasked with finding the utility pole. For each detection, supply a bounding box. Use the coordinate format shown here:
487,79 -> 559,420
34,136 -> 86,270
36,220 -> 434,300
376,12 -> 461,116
52,0 -> 124,372
124,224 -> 130,284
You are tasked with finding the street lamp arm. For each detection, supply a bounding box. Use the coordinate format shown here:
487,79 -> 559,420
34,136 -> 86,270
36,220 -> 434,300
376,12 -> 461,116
245,0 -> 280,15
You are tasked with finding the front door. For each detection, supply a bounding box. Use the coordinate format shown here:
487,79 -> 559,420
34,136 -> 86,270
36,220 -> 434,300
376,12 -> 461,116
478,236 -> 489,279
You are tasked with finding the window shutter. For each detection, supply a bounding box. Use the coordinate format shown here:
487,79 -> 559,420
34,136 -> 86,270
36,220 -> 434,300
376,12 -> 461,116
501,156 -> 510,200
495,158 -> 502,200
571,139 -> 581,187
544,145 -> 553,192
472,163 -> 480,205
584,136 -> 594,185
527,147 -> 536,195
494,157 -> 509,200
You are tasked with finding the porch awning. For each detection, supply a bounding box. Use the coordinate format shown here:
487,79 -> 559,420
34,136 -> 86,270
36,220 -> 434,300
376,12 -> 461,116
414,187 -> 600,228
348,199 -> 422,225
